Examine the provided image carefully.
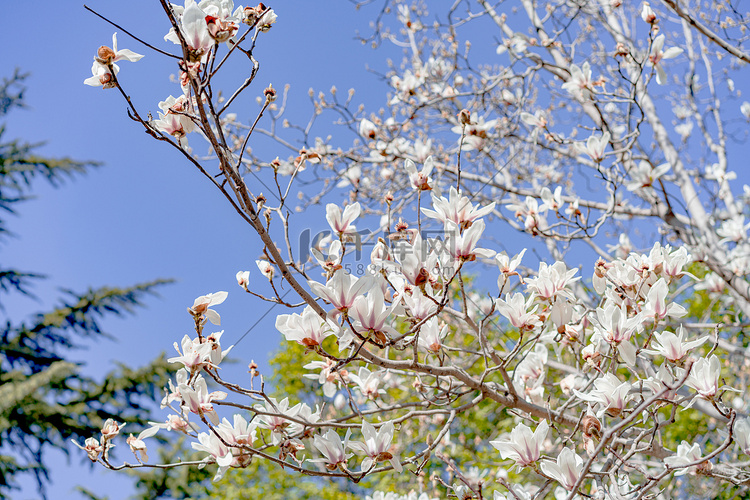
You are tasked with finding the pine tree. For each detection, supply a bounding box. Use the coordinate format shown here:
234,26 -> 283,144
0,70 -> 172,499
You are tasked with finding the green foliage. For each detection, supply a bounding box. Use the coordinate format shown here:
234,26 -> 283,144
0,71 -> 172,499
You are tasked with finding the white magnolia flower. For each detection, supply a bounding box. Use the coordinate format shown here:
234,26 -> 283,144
641,326 -> 708,362
575,132 -> 610,162
648,34 -> 683,85
359,118 -> 378,139
405,157 -> 435,191
541,448 -> 584,491
561,62 -> 594,100
685,354 -> 724,400
126,426 -> 159,463
83,61 -> 119,89
310,429 -> 352,470
445,219 -> 496,262
417,318 -> 449,353
179,375 -> 226,425
236,270 -> 250,291
309,271 -> 374,314
641,2 -> 657,23
255,397 -> 304,445
84,33 -> 143,88
495,292 -> 542,331
641,278 -> 687,321
168,334 -> 212,371
72,437 -> 104,462
574,373 -> 632,417
664,441 -> 707,476
256,259 -> 275,280
626,161 -> 670,192
421,186 -> 495,229
490,420 -> 549,468
326,202 -> 361,236
276,306 -> 335,347
350,421 -> 402,472
188,291 -> 228,325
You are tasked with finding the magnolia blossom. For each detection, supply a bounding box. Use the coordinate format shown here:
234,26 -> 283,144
685,354 -> 723,400
445,219 -> 496,262
717,215 -> 750,244
452,114 -> 498,150
309,271 -> 374,314
539,186 -> 563,213
490,420 -> 549,468
101,418 -> 124,440
664,441 -> 707,476
525,261 -> 580,302
574,373 -> 632,417
204,330 -> 233,366
641,327 -> 708,362
188,291 -> 228,325
310,429 -> 352,470
641,1 -> 657,23
165,0 -> 214,61
126,426 -> 159,463
561,62 -> 594,100
591,303 -> 640,365
421,186 -> 495,229
626,161 -> 670,192
168,334 -> 213,371
349,367 -> 385,400
84,33 -> 143,88
359,118 -> 378,139
255,259 -> 275,280
495,292 -> 542,331
405,157 -> 434,191
402,286 -> 439,321
416,318 -> 449,353
575,132 -> 610,162
255,397 -> 304,445
72,437 -> 104,462
349,421 -> 402,472
84,61 -> 120,89
496,249 -> 526,293
152,94 -> 196,146
276,306 -> 335,347
541,448 -> 584,491
179,375 -> 227,424
326,202 -> 361,236
642,278 -> 687,321
648,34 -> 683,85
350,287 -> 398,343
191,430 -> 234,480
236,270 -> 250,290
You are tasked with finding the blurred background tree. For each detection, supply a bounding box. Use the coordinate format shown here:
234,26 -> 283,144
0,70 -> 172,500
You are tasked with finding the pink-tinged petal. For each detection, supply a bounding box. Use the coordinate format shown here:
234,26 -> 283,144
116,49 -> 145,62
205,309 -> 221,325
656,65 -> 667,85
662,47 -> 683,60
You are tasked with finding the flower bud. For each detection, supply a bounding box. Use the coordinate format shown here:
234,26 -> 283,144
96,45 -> 116,64
458,108 -> 471,125
264,84 -> 277,102
581,414 -> 602,440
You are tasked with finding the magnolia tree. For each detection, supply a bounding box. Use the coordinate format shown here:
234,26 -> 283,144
78,0 -> 750,498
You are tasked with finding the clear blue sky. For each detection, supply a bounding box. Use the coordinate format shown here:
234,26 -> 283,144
3,1 -> 393,498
